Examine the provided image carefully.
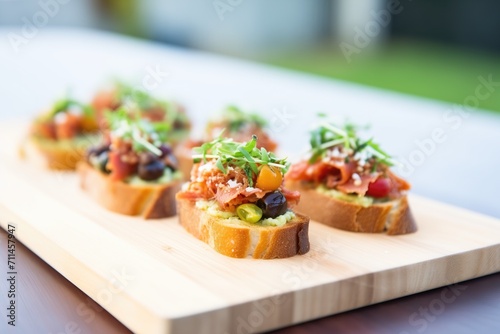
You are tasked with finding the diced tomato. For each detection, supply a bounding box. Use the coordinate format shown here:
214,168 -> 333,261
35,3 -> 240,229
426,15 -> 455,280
108,151 -> 137,181
55,113 -> 81,140
142,106 -> 165,122
366,177 -> 392,198
92,90 -> 120,127
92,90 -> 118,113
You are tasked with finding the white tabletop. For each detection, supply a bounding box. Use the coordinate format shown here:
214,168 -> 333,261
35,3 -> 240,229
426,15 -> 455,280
1,28 -> 499,218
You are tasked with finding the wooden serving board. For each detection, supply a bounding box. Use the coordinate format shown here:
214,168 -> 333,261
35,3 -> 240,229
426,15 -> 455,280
0,122 -> 499,334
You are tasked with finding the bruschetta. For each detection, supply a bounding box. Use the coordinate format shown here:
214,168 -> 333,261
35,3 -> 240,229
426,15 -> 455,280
78,108 -> 182,219
26,98 -> 100,170
205,105 -> 277,152
285,121 -> 417,235
177,105 -> 278,180
176,135 -> 310,259
91,81 -> 190,144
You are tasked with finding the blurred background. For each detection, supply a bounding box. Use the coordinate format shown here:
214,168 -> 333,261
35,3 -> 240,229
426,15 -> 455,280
1,0 -> 499,112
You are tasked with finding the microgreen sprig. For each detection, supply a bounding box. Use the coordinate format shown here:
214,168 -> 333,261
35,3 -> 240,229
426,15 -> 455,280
112,80 -> 189,132
106,107 -> 170,156
46,98 -> 94,119
114,81 -> 157,111
192,135 -> 289,186
215,105 -> 268,132
309,120 -> 398,167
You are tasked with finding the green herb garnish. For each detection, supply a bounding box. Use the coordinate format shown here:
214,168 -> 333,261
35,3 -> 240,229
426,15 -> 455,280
114,81 -> 157,111
106,107 -> 171,156
215,105 -> 267,132
45,98 -> 93,119
309,120 -> 397,167
192,135 -> 289,186
112,80 -> 189,130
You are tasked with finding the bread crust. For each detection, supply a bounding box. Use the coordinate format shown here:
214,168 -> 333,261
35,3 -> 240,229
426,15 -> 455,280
285,180 -> 417,235
174,144 -> 194,181
24,136 -> 91,170
176,198 -> 310,259
77,162 -> 180,219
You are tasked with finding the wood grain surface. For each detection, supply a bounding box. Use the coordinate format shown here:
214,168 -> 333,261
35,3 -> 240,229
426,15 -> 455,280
0,228 -> 130,334
1,227 -> 499,334
1,122 -> 499,334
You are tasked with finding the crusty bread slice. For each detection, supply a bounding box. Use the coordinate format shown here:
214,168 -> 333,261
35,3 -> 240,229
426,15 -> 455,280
174,144 -> 194,181
22,136 -> 93,170
285,180 -> 417,235
77,162 -> 180,219
176,198 -> 310,259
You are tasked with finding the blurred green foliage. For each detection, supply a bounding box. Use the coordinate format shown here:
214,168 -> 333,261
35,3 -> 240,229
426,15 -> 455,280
261,39 -> 500,113
100,0 -> 143,37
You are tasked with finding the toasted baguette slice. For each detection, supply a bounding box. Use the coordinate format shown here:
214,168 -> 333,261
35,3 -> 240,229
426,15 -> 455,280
285,180 -> 417,235
176,198 -> 310,259
78,162 -> 180,219
23,135 -> 98,170
174,144 -> 194,181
